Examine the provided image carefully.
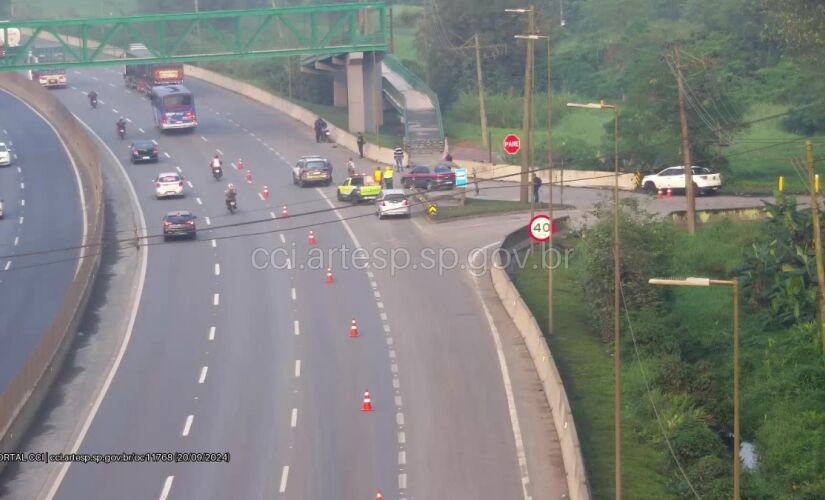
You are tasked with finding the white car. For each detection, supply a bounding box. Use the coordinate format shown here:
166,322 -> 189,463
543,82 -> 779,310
153,172 -> 184,198
376,189 -> 411,219
0,142 -> 11,166
641,165 -> 721,195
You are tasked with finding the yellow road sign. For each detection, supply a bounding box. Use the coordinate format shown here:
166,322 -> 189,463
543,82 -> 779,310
427,204 -> 438,217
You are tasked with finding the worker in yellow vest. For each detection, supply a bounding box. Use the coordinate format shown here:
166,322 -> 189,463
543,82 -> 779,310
373,166 -> 383,184
383,165 -> 394,189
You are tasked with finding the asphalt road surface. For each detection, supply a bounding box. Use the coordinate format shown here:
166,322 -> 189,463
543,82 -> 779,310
0,90 -> 83,394
18,68 -> 557,500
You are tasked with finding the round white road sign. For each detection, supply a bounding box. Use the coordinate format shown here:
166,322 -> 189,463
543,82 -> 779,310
528,214 -> 554,242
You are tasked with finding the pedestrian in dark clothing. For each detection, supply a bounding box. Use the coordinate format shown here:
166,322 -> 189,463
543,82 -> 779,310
356,133 -> 365,158
533,174 -> 542,203
314,117 -> 325,143
472,168 -> 480,196
445,154 -> 453,162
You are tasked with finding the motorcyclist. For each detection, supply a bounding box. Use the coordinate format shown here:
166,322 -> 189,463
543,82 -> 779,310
116,117 -> 126,132
225,183 -> 237,209
210,154 -> 222,169
88,90 -> 98,107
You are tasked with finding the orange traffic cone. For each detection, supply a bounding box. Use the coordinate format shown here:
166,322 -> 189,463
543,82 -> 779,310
361,390 -> 373,412
236,158 -> 244,170
657,189 -> 663,200
245,170 -> 253,184
349,318 -> 360,338
325,268 -> 334,284
262,186 -> 269,200
666,188 -> 672,198
308,230 -> 316,245
281,205 -> 289,218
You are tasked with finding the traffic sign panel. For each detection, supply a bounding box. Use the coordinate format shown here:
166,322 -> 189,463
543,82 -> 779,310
427,204 -> 438,217
528,214 -> 555,242
503,134 -> 521,155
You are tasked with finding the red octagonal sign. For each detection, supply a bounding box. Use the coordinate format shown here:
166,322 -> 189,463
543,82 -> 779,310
503,134 -> 521,155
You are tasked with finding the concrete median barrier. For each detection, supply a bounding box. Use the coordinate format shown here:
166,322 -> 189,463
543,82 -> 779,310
490,227 -> 591,500
0,73 -> 104,469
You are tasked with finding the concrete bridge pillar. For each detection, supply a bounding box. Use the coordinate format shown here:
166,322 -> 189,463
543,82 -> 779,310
347,51 -> 383,133
333,72 -> 347,108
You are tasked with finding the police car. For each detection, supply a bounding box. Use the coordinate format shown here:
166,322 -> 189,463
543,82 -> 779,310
292,155 -> 333,187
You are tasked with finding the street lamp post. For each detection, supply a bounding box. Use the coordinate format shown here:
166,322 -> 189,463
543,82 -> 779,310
648,277 -> 741,500
506,6 -> 536,204
567,100 -> 621,499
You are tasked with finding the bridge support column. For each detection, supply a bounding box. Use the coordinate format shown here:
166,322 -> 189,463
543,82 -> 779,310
346,51 -> 383,133
333,72 -> 347,108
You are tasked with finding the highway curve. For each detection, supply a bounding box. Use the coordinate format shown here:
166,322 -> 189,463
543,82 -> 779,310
0,90 -> 83,397
31,67 -> 547,500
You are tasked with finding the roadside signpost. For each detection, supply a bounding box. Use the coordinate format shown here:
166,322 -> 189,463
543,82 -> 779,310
528,213 -> 555,242
503,134 -> 521,155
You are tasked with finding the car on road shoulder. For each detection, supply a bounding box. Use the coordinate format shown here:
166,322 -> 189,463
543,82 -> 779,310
130,140 -> 159,163
337,174 -> 381,202
154,172 -> 184,198
0,142 -> 11,166
641,165 -> 721,195
376,189 -> 411,219
401,164 -> 456,190
161,210 -> 197,240
292,155 -> 332,187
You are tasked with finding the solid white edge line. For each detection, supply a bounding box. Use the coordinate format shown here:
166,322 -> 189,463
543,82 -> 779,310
290,408 -> 298,428
182,414 -> 194,436
45,115 -> 150,500
158,476 -> 174,500
2,91 -> 88,279
279,466 -> 289,493
198,366 -> 208,384
469,241 -> 533,500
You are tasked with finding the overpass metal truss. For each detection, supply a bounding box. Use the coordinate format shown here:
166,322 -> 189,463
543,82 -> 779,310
0,2 -> 387,71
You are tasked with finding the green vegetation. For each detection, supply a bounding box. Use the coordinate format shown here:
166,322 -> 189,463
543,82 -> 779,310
433,198 -> 569,221
514,199 -> 825,498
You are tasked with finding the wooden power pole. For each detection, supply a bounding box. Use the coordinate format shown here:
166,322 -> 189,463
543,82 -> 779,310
674,46 -> 697,235
806,142 -> 825,355
474,33 -> 489,148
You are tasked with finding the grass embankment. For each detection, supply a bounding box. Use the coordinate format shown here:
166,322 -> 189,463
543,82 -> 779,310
434,198 -> 570,221
512,219 -> 763,499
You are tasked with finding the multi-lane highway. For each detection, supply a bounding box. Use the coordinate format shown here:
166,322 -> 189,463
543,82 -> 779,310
2,68 -> 565,500
0,90 -> 84,395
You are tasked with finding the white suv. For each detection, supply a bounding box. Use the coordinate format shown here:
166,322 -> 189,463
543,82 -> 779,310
642,166 -> 721,195
0,142 -> 11,166
153,172 -> 184,198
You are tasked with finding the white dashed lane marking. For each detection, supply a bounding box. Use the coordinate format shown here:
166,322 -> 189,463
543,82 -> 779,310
213,293 -> 220,306
291,288 -> 296,300
200,135 -> 208,142
187,181 -> 194,188
182,415 -> 194,436
211,239 -> 217,248
13,237 -> 19,246
20,199 -> 24,207
164,152 -> 171,158
4,261 -> 11,271
216,148 -> 223,155
18,216 -> 23,225
290,408 -> 298,428
20,182 -> 24,190
138,127 -> 145,134
294,360 -> 301,377
111,108 -> 119,114
208,326 -> 216,340
196,197 -> 203,205
205,216 -> 211,225
293,320 -> 300,336
175,166 -> 182,173
151,139 -> 158,145
279,234 -> 286,244
158,476 -> 174,500
214,263 -> 220,276
279,466 -> 289,493
198,366 -> 208,384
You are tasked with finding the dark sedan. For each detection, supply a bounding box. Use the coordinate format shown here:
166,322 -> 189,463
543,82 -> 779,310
130,140 -> 159,163
162,211 -> 197,240
401,164 -> 456,190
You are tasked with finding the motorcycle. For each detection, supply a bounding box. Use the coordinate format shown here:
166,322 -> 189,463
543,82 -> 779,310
117,125 -> 126,140
212,166 -> 223,180
226,198 -> 237,213
321,126 -> 331,143
90,96 -> 98,109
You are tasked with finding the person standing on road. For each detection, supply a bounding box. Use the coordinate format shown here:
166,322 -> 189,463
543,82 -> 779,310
373,166 -> 383,185
533,174 -> 543,203
393,145 -> 404,171
384,165 -> 394,189
314,117 -> 326,143
357,132 -> 365,158
347,158 -> 356,177
473,167 -> 480,196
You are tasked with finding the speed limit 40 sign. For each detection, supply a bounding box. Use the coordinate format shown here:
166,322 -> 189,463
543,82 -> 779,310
528,214 -> 556,242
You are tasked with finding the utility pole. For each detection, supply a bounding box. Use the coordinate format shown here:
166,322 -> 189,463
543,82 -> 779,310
674,46 -> 696,234
519,6 -> 535,203
806,141 -> 825,355
389,7 -> 395,53
474,33 -> 489,148
546,37 -> 554,336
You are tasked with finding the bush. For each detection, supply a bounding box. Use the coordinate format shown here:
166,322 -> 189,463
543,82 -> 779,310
670,418 -> 726,465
